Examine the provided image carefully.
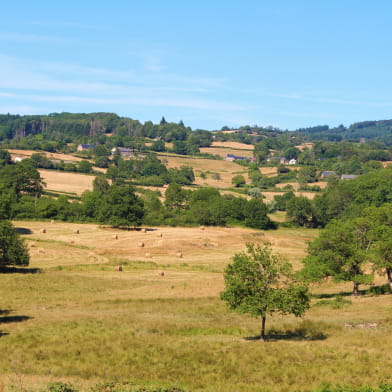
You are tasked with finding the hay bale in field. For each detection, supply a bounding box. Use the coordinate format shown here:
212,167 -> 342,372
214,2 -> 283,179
145,252 -> 151,258
138,242 -> 145,248
38,248 -> 45,254
114,265 -> 123,272
142,228 -> 147,233
200,226 -> 205,231
176,251 -> 183,258
29,242 -> 36,248
50,220 -> 55,224
69,240 -> 75,244
158,232 -> 163,238
74,229 -> 80,234
40,228 -> 46,234
157,270 -> 165,276
112,234 -> 118,239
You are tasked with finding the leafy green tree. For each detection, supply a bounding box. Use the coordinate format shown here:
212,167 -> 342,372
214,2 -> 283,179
164,183 -> 189,210
284,147 -> 300,160
0,160 -> 45,198
253,142 -> 269,164
0,150 -> 11,167
298,166 -> 317,184
98,184 -> 144,227
232,175 -> 246,187
77,160 -> 93,173
221,243 -> 310,341
93,175 -> 110,194
150,140 -> 166,152
365,205 -> 392,292
303,217 -> 374,295
244,198 -> 275,229
286,196 -> 315,227
172,141 -> 188,155
0,220 -> 29,267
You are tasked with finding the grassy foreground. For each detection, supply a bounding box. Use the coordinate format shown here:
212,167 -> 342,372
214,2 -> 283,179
0,222 -> 391,392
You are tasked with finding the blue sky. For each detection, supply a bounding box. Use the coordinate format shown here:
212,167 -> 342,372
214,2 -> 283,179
1,1 -> 392,130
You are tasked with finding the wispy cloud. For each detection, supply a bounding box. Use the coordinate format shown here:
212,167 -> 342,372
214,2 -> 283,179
0,54 -> 244,114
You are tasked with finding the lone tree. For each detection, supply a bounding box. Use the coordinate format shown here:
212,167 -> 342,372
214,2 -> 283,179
302,217 -> 373,295
221,243 -> 310,341
0,220 -> 29,268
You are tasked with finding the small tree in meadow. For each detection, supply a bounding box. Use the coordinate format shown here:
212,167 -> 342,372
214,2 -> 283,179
0,220 -> 29,268
221,243 -> 310,341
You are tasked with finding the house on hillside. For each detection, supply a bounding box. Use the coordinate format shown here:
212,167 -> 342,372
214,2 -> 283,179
267,156 -> 287,164
288,159 -> 297,165
341,174 -> 358,180
77,144 -> 96,152
321,171 -> 336,179
111,147 -> 134,157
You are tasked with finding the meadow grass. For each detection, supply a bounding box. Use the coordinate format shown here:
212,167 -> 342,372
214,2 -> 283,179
0,222 -> 391,392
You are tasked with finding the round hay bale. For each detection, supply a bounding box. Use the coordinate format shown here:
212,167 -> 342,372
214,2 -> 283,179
29,242 -> 36,248
200,226 -> 205,231
50,220 -> 55,224
69,240 -> 75,244
40,228 -> 46,234
157,270 -> 165,276
74,229 -> 80,234
38,248 -> 45,254
114,265 -> 123,272
158,232 -> 163,238
145,252 -> 151,258
142,228 -> 147,233
138,242 -> 145,248
176,251 -> 183,258
112,234 -> 118,240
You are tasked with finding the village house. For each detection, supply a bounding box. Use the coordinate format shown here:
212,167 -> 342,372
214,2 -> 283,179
111,147 -> 134,157
77,144 -> 96,152
321,171 -> 336,179
341,174 -> 358,180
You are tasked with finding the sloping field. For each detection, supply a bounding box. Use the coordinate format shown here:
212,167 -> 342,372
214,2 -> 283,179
8,149 -> 84,162
159,154 -> 249,188
199,146 -> 254,158
210,141 -> 254,150
39,169 -> 94,195
1,222 -> 391,391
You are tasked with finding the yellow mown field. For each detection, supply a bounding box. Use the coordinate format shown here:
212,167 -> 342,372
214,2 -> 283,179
1,222 -> 391,392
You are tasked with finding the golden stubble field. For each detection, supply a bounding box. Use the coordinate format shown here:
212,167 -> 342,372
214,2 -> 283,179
1,222 -> 391,392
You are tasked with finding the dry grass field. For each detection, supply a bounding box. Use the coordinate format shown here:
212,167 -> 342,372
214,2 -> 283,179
209,141 -> 254,150
1,222 -> 391,392
8,149 -> 84,162
39,170 -> 94,195
199,146 -> 254,158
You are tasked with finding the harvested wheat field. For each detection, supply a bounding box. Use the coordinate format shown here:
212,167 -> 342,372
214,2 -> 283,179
210,141 -> 254,150
159,154 -> 249,188
39,169 -> 94,195
199,146 -> 254,158
1,222 -> 391,392
8,149 -> 85,162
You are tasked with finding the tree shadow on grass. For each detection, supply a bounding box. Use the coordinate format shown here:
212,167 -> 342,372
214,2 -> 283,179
0,315 -> 31,324
0,266 -> 41,274
14,227 -> 33,235
312,290 -> 357,299
243,324 -> 328,342
0,309 -> 31,337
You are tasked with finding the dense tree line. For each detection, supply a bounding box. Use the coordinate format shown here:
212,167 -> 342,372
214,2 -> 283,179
0,152 -> 274,231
